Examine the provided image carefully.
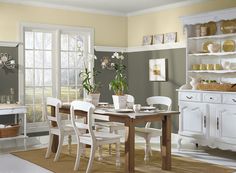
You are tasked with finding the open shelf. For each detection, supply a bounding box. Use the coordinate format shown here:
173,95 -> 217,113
188,70 -> 236,73
188,52 -> 236,56
188,33 -> 236,40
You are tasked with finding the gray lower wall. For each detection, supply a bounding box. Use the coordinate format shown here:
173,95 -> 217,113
95,48 -> 186,132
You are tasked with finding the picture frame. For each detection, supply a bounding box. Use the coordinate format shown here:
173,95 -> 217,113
142,35 -> 153,45
149,58 -> 168,81
164,32 -> 177,43
153,34 -> 164,44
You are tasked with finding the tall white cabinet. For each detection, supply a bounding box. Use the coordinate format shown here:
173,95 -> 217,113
178,8 -> 236,151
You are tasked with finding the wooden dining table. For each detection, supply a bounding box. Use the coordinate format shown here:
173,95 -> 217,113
50,104 -> 179,173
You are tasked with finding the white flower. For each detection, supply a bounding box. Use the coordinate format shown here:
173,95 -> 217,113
111,63 -> 115,67
113,52 -> 119,59
120,55 -> 124,60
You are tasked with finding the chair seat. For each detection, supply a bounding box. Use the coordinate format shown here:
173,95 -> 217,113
135,127 -> 162,137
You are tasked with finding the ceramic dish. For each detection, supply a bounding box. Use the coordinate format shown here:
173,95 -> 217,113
140,106 -> 156,110
222,40 -> 235,52
115,109 -> 133,113
221,20 -> 236,34
205,21 -> 217,35
202,41 -> 214,53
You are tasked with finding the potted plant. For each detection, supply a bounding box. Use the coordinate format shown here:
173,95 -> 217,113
80,68 -> 100,106
109,52 -> 128,109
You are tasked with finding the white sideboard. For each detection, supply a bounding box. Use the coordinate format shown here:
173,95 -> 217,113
178,90 -> 236,151
0,104 -> 27,149
178,7 -> 236,151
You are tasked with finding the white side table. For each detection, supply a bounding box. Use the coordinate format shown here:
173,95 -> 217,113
0,104 -> 28,150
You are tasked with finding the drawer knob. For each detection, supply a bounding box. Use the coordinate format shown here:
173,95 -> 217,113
186,96 -> 193,99
210,97 -> 213,100
232,99 -> 236,102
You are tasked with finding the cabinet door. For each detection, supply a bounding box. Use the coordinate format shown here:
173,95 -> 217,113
179,102 -> 208,138
216,105 -> 236,144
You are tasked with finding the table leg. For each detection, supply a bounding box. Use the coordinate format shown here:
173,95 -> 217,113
161,115 -> 171,170
125,120 -> 135,173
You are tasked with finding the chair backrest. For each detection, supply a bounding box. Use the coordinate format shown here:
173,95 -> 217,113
70,100 -> 95,140
44,97 -> 62,130
146,96 -> 172,111
145,96 -> 172,128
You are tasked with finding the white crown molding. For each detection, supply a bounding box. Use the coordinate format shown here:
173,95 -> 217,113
180,7 -> 236,25
127,0 -> 209,16
0,0 -> 126,16
0,41 -> 22,47
1,0 -> 212,17
95,42 -> 186,53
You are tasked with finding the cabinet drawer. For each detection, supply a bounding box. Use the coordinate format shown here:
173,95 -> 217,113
179,92 -> 201,102
202,93 -> 221,103
223,94 -> 236,105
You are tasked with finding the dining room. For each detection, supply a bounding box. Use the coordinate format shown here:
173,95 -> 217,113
0,0 -> 236,173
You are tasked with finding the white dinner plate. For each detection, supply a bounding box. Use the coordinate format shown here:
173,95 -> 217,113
115,109 -> 133,113
98,102 -> 109,105
140,106 -> 156,110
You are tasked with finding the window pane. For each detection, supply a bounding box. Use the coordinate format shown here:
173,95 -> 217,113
76,53 -> 84,68
25,87 -> 34,104
60,87 -> 68,102
44,51 -> 52,68
25,69 -> 34,86
35,104 -> 43,122
44,87 -> 52,98
25,31 -> 33,49
61,69 -> 68,86
69,86 -> 76,101
61,52 -> 68,68
44,33 -> 52,50
35,32 -> 43,49
35,51 -> 43,68
69,52 -> 76,68
69,35 -> 76,51
76,87 -> 83,99
44,69 -> 52,86
25,50 -> 34,68
35,87 -> 43,104
69,69 -> 75,85
35,69 -> 43,86
61,34 -> 68,51
76,70 -> 83,85
26,105 -> 34,123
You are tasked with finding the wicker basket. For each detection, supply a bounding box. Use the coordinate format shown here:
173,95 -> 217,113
0,124 -> 20,138
197,83 -> 236,92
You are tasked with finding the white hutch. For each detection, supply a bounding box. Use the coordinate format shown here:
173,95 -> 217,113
178,8 -> 236,151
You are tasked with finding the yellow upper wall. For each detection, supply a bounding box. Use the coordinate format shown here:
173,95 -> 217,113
1,1 -> 236,47
128,0 -> 236,46
0,3 -> 127,47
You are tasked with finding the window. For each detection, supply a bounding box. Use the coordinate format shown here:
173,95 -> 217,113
20,24 -> 94,132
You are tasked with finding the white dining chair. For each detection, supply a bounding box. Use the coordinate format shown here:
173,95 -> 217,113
95,94 -> 134,154
70,100 -> 121,173
135,96 -> 172,161
44,97 -> 74,162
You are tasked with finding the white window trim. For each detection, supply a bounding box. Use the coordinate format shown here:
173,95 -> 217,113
19,22 -> 94,133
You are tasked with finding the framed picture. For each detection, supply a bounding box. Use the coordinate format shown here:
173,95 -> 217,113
143,35 -> 153,45
164,32 -> 177,43
153,34 -> 164,44
149,59 -> 167,81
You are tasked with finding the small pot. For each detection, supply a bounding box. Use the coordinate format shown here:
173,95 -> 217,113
112,95 -> 127,110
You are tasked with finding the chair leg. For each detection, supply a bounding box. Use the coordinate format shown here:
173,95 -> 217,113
115,141 -> 121,167
74,143 -> 82,171
109,128 -> 114,155
45,133 -> 53,158
144,137 -> 151,161
68,134 -> 72,154
54,134 -> 64,162
86,145 -> 96,173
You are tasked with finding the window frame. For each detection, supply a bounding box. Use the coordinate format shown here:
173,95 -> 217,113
19,23 -> 94,132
